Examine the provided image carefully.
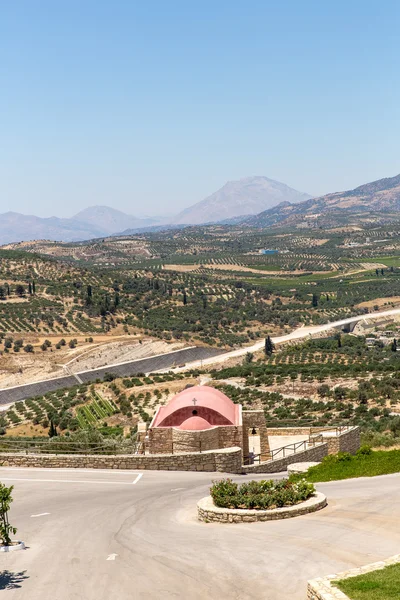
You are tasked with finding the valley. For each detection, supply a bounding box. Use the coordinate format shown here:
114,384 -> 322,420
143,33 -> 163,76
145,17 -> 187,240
2,216 -> 400,450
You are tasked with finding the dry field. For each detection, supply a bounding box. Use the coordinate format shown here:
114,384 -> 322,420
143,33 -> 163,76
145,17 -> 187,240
356,296 -> 400,309
0,337 -> 184,388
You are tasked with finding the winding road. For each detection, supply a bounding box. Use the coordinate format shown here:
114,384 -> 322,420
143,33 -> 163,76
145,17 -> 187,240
1,306 -> 400,404
1,467 -> 400,599
167,306 -> 400,372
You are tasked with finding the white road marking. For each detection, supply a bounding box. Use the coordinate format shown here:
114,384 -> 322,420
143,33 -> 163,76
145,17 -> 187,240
0,467 -> 142,475
106,554 -> 118,561
132,473 -> 143,485
0,477 -> 141,486
171,488 -> 185,491
31,512 -> 50,518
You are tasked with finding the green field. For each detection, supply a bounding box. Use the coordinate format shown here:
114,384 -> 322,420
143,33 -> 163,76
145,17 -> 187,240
334,563 -> 400,600
299,449 -> 400,482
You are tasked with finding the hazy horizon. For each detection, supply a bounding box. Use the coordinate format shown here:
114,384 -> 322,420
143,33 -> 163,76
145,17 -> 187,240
1,1 -> 400,218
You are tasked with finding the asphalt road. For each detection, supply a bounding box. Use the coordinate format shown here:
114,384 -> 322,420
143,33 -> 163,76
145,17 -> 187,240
1,468 -> 400,600
172,306 -> 400,372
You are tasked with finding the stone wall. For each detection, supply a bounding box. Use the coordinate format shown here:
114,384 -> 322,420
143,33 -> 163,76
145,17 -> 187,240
0,447 -> 243,474
242,443 -> 328,474
198,492 -> 327,523
266,427 -> 313,436
218,426 -> 243,450
147,427 -> 173,454
172,427 -> 220,453
325,427 -> 360,455
242,410 -> 270,461
148,425 -> 243,454
307,553 -> 400,599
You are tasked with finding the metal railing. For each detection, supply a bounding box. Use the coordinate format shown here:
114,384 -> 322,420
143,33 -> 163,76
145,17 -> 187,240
0,439 -> 144,456
310,425 -> 351,436
269,440 -> 311,461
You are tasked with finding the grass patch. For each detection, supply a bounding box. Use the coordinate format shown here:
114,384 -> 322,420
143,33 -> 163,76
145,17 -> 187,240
298,447 -> 400,482
334,562 -> 400,600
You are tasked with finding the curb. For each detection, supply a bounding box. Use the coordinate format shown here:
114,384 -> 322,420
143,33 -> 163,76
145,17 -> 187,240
197,492 -> 327,523
0,541 -> 25,552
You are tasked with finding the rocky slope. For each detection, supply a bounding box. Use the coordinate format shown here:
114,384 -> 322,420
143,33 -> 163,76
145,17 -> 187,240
245,173 -> 400,228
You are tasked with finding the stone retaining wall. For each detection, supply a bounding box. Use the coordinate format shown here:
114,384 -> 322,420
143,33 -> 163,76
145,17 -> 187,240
325,427 -> 360,455
307,554 -> 400,599
242,443 -> 328,474
147,425 -> 243,455
266,427 -> 313,436
197,492 -> 327,523
0,446 -> 243,474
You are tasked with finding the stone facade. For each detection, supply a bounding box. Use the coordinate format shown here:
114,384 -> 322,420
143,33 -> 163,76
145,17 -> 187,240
242,443 -> 328,474
147,425 -> 243,454
324,427 -> 360,455
307,554 -> 400,600
0,446 -> 243,474
242,410 -> 270,461
197,492 -> 327,523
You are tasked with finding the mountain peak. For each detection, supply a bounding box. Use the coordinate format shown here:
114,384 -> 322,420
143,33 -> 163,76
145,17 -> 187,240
173,176 -> 311,225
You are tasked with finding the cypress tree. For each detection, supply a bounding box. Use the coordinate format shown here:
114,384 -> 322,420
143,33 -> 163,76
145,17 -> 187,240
265,335 -> 274,355
312,293 -> 318,307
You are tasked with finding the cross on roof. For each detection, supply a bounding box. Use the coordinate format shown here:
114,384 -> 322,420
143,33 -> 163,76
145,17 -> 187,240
192,397 -> 197,406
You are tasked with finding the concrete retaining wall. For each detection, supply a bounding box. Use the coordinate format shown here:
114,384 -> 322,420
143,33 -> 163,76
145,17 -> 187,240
0,446 -> 243,474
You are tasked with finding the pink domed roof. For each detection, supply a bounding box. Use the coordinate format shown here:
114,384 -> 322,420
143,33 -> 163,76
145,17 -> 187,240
151,385 -> 241,428
178,416 -> 213,431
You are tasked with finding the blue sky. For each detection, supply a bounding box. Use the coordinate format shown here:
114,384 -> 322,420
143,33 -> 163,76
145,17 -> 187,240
1,0 -> 399,217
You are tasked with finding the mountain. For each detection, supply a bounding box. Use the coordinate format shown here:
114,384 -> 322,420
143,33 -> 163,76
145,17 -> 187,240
0,206 -> 169,245
172,176 -> 312,225
245,172 -> 400,228
73,206 -> 162,235
0,212 -> 107,245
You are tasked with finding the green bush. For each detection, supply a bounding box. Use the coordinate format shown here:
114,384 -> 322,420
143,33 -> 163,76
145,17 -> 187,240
210,478 -> 315,510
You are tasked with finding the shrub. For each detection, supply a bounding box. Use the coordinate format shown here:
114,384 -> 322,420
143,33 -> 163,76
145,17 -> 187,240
210,478 -> 315,510
356,445 -> 372,457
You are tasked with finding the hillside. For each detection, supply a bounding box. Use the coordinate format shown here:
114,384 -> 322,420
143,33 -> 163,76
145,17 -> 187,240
245,172 -> 400,228
173,176 -> 311,225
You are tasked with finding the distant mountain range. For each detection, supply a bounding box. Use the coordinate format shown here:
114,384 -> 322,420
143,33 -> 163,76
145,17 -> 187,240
0,207 -> 166,244
172,176 -> 311,225
244,172 -> 400,228
2,172 -> 400,244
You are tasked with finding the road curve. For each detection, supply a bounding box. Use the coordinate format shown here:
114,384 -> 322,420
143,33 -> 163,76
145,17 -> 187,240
1,307 -> 399,404
2,468 -> 400,600
168,306 -> 400,373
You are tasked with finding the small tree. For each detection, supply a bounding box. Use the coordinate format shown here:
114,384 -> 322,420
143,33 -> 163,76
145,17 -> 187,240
245,352 -> 254,364
312,293 -> 318,308
0,483 -> 17,546
392,339 -> 398,352
48,420 -> 57,438
264,335 -> 275,355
